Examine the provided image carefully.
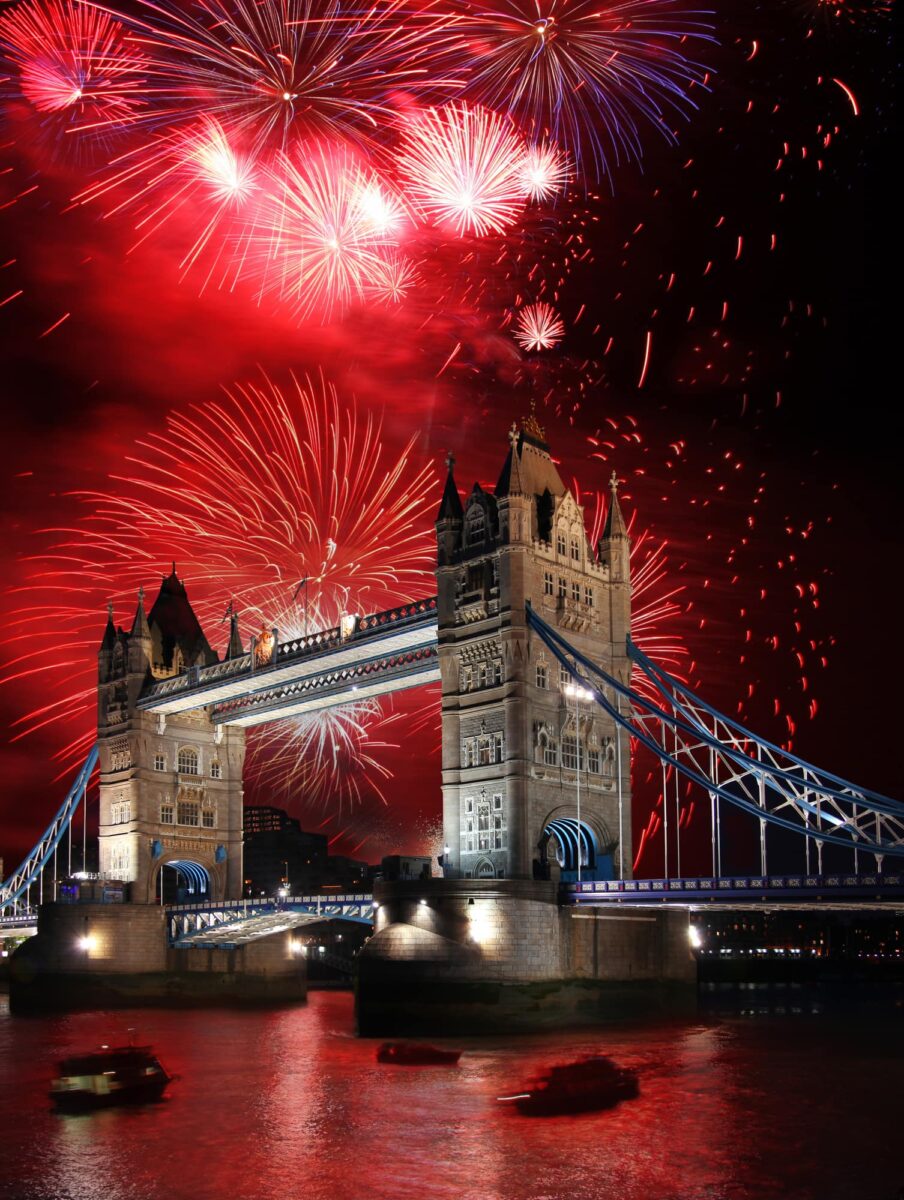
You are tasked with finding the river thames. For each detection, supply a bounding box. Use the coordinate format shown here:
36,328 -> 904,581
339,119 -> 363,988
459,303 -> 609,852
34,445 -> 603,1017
1,988 -> 900,1200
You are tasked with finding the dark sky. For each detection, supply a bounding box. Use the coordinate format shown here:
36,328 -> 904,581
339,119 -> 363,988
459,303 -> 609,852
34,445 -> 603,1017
0,0 -> 899,875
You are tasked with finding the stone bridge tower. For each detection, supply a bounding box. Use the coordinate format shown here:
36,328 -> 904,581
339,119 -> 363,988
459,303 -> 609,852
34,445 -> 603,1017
97,569 -> 246,903
436,414 -> 632,881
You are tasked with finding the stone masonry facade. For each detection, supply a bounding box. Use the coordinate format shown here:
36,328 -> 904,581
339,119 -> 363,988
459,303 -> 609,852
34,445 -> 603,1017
436,413 -> 633,881
97,570 -> 246,903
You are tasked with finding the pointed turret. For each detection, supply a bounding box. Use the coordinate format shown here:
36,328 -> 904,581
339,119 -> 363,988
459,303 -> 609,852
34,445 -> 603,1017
147,565 -> 217,674
436,452 -> 464,565
495,404 -> 566,502
128,585 -> 152,675
100,601 -> 116,652
130,586 -> 150,639
597,470 -> 631,670
436,452 -> 464,522
226,608 -> 244,659
601,470 -> 628,542
98,601 -> 118,686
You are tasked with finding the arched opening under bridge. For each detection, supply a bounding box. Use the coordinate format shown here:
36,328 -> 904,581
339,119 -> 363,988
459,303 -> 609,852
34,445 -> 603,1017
156,860 -> 211,906
538,818 -> 614,883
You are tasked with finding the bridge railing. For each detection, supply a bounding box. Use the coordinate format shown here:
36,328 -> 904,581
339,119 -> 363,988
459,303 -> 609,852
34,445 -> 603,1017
166,893 -> 373,915
141,596 -> 438,704
564,872 -> 904,901
165,893 -> 374,941
212,644 -> 438,720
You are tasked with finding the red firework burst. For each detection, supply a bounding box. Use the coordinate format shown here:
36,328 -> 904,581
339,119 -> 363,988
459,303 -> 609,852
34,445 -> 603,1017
394,103 -> 528,237
0,0 -> 146,119
513,301 -> 565,351
250,143 -> 406,320
2,372 -> 437,812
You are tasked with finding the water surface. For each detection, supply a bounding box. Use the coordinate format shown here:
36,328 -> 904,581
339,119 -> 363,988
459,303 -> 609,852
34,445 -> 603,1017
1,990 -> 899,1200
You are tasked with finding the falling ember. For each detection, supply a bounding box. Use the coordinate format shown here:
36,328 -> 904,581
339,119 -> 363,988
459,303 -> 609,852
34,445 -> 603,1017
513,301 -> 565,351
395,103 -> 527,237
831,77 -> 860,116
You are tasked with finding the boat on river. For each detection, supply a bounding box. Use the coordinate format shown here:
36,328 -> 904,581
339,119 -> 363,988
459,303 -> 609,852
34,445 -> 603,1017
498,1055 -> 639,1117
51,1045 -> 173,1112
376,1042 -> 462,1066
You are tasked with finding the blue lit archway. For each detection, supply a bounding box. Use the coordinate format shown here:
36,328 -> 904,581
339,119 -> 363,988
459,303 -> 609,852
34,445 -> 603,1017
156,860 -> 211,904
540,819 -> 613,883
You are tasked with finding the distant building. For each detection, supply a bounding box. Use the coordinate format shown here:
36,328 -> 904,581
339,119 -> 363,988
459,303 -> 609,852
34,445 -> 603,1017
380,855 -> 432,882
322,855 -> 370,891
242,805 -> 328,896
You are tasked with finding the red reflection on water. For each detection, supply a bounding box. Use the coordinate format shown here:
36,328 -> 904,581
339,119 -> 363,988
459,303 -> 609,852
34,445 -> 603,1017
0,992 -> 899,1200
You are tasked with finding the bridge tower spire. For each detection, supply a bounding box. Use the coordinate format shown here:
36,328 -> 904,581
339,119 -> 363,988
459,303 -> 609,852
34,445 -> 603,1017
436,415 -> 633,881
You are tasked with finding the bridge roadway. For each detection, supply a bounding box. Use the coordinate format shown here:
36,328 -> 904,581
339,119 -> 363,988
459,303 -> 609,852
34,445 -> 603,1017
168,873 -> 904,942
136,598 -> 439,725
5,874 -> 901,944
167,893 -> 376,945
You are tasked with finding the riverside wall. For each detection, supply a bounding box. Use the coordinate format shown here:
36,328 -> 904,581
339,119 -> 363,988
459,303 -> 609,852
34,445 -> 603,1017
8,903 -> 306,1012
356,879 -> 696,1034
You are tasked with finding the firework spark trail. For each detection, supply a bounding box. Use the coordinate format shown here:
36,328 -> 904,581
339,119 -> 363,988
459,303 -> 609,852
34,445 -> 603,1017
99,0 -> 463,152
395,103 -> 529,236
71,115 -> 260,283
249,142 -> 407,320
513,300 -> 565,350
365,251 -> 420,305
446,0 -> 715,179
0,0 -> 146,118
516,139 -> 570,201
1,372 -> 437,810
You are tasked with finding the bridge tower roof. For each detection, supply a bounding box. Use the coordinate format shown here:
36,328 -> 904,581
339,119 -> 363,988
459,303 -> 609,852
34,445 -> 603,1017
495,405 -> 567,500
147,565 -> 216,670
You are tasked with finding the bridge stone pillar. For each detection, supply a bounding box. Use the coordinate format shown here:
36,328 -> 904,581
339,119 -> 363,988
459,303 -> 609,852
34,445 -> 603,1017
435,414 -> 633,882
97,569 -> 246,904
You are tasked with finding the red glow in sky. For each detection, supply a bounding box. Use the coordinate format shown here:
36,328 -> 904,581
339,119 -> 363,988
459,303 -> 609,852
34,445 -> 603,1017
0,0 -> 897,873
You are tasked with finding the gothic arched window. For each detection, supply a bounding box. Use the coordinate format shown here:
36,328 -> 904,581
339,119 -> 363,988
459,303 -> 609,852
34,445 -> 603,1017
468,506 -> 486,544
177,747 -> 199,776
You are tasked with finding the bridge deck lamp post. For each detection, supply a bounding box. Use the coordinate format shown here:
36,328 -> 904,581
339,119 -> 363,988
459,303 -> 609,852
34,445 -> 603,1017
614,689 -> 624,880
563,681 -> 593,883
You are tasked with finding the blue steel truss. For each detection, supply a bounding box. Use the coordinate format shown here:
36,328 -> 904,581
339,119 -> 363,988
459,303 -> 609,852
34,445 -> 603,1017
526,604 -> 904,867
0,745 -> 98,915
167,894 -> 375,943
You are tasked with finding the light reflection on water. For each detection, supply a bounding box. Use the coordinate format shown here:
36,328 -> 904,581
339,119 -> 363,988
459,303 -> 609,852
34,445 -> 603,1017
0,991 -> 900,1200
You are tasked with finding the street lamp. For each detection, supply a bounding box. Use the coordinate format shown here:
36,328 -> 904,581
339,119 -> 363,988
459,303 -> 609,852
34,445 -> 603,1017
563,680 -> 593,883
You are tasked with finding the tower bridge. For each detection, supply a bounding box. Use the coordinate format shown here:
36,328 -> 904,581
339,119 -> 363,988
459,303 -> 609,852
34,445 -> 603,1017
3,412 -> 903,1027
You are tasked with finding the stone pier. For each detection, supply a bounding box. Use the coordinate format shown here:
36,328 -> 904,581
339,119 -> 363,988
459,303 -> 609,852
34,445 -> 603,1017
356,879 -> 696,1035
9,903 -> 306,1012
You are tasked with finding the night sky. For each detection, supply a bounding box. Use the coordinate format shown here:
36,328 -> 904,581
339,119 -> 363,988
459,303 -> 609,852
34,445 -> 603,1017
0,0 -> 898,876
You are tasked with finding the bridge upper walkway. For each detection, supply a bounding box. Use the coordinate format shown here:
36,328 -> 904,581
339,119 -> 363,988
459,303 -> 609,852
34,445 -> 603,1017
137,597 -> 438,725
